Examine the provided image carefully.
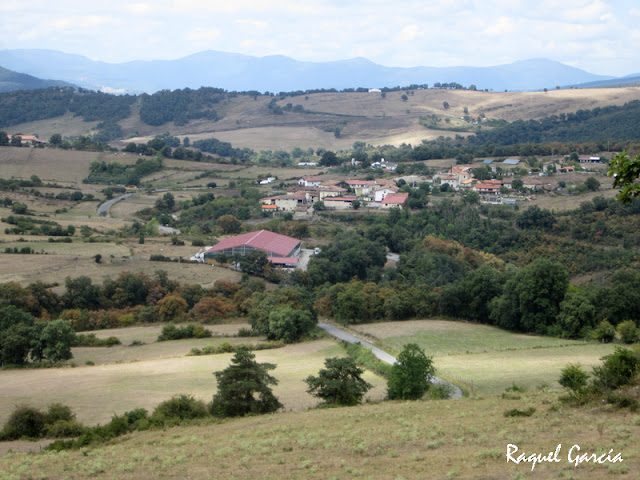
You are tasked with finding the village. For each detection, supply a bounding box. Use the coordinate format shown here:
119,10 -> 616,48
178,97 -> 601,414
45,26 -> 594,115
257,154 -> 605,214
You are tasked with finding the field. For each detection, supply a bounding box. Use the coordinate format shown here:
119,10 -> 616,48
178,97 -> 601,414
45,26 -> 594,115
8,86 -> 639,154
0,339 -> 386,427
352,320 -> 616,395
0,254 -> 241,290
1,391 -> 638,479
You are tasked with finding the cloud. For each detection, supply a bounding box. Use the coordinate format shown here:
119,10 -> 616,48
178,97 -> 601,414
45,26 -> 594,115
397,24 -> 423,42
483,16 -> 515,36
124,3 -> 154,15
187,28 -> 221,41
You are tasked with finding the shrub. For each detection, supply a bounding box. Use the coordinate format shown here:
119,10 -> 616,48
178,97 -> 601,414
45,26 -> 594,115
151,395 -> 208,425
45,420 -> 85,438
592,320 -> 616,343
1,405 -> 46,439
592,347 -> 640,391
157,324 -> 212,341
504,407 -> 536,417
45,403 -> 75,425
559,364 -> 589,394
617,320 -> 640,344
428,383 -> 454,400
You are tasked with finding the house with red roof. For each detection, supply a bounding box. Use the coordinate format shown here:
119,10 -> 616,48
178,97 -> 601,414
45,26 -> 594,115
204,230 -> 301,262
298,176 -> 323,187
379,192 -> 408,209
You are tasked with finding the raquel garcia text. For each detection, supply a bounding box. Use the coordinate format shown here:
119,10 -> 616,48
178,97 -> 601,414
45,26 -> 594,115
506,444 -> 623,471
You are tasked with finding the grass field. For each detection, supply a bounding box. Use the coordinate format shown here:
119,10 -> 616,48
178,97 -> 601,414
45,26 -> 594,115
1,391 -> 637,479
0,340 -> 386,427
0,255 -> 241,290
352,320 -> 616,395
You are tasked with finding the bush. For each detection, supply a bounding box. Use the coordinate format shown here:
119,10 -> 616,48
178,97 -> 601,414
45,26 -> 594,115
592,320 -> 616,343
618,320 -> 640,344
45,420 -> 85,438
428,383 -> 454,400
1,405 -> 46,439
157,324 -> 212,341
503,407 -> 536,417
592,347 -> 640,391
45,403 -> 75,425
558,364 -> 589,394
151,395 -> 208,425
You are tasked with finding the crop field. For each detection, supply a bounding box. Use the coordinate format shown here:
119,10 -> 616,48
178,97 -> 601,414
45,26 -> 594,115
352,320 -> 615,395
1,390 -> 637,479
0,339 -> 386,426
0,147 -> 136,186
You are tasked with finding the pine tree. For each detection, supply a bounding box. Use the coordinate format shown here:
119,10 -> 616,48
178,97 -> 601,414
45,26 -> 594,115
210,347 -> 282,417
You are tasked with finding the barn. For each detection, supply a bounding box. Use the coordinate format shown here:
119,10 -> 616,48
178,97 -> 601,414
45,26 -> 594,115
203,230 -> 301,261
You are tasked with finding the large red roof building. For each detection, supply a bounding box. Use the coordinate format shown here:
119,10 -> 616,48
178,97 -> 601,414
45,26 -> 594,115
204,230 -> 301,260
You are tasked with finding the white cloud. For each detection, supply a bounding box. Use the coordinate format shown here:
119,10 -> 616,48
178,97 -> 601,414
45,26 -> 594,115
397,24 -> 423,42
124,3 -> 154,15
483,16 -> 515,36
187,28 -> 221,41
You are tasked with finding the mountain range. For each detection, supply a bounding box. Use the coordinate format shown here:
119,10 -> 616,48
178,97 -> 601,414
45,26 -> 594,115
0,49 -> 624,93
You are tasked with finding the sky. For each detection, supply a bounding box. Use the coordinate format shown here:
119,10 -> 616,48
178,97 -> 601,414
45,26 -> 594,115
1,0 -> 639,77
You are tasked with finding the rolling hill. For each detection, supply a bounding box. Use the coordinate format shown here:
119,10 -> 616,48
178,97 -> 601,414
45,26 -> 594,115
0,65 -> 72,93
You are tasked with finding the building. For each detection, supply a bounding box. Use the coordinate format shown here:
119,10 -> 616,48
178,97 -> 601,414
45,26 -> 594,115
7,135 -> 45,145
439,175 -> 460,190
579,156 -> 601,163
503,158 -> 520,166
204,230 -> 301,261
323,196 -> 357,210
374,187 -> 398,202
298,176 -> 323,187
473,183 -> 501,194
346,180 -> 377,197
379,192 -> 408,209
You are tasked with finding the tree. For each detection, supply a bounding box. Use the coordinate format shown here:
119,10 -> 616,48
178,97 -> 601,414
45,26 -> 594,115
0,131 -> 8,146
387,344 -> 435,400
265,305 -> 316,343
39,319 -> 75,362
443,101 -> 449,110
584,177 -> 600,192
305,357 -> 372,406
217,214 -> 241,234
10,135 -> 22,147
48,134 -> 62,146
606,151 -> 640,202
319,150 -> 341,167
210,347 -> 282,417
617,320 -> 639,344
401,94 -> 408,102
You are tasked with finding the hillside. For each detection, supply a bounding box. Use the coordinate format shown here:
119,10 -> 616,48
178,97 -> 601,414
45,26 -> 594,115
0,393 -> 636,478
4,86 -> 640,152
0,66 -> 72,93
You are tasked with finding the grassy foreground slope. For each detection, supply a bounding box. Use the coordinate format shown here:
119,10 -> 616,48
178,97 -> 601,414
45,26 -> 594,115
1,392 -> 638,479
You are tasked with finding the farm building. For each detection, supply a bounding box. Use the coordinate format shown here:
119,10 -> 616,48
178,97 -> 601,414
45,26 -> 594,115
204,230 -> 301,260
379,192 -> 409,209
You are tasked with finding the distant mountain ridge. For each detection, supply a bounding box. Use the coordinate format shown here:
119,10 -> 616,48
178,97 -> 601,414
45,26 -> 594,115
0,65 -> 73,92
0,49 -> 614,93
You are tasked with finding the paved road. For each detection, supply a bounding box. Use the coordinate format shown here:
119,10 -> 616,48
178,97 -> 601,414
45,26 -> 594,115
318,322 -> 463,399
97,193 -> 133,217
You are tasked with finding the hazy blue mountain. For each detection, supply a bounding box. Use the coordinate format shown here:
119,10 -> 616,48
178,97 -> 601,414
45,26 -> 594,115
0,49 -> 614,93
569,73 -> 640,89
0,65 -> 73,92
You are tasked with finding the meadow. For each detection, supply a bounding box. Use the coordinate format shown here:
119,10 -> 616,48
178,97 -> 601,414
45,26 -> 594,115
352,320 -> 616,395
0,338 -> 387,427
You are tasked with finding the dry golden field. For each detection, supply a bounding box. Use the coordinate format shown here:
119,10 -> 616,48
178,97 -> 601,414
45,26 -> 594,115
0,339 -> 386,427
10,86 -> 640,153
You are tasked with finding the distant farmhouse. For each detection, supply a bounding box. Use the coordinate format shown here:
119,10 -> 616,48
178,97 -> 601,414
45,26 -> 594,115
204,230 -> 301,266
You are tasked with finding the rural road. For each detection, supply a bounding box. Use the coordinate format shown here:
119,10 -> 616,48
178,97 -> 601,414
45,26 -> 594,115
318,322 -> 463,399
97,193 -> 133,217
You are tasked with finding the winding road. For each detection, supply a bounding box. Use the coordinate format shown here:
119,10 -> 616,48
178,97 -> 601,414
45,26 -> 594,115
318,322 -> 463,399
97,193 -> 133,217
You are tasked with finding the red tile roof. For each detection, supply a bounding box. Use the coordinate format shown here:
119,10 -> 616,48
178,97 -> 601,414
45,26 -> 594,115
206,230 -> 300,257
382,193 -> 409,204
